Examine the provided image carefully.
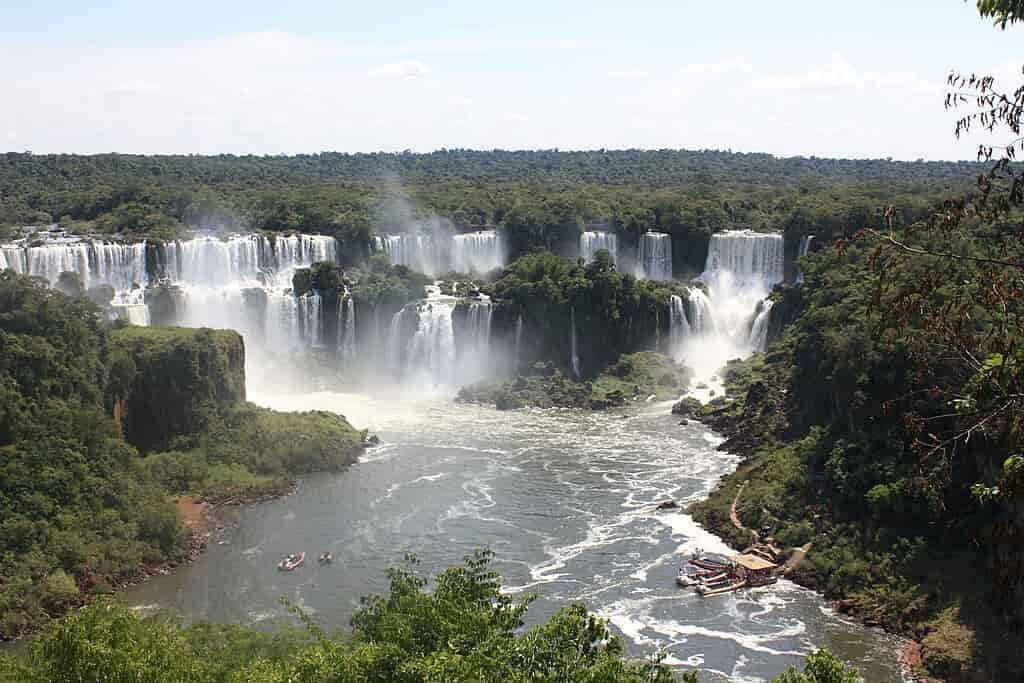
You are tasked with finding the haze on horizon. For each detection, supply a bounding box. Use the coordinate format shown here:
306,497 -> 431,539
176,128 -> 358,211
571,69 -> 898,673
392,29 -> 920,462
1,0 -> 1019,161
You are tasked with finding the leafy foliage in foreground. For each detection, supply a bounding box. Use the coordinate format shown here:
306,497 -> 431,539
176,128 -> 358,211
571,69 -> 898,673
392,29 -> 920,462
0,550 -> 858,683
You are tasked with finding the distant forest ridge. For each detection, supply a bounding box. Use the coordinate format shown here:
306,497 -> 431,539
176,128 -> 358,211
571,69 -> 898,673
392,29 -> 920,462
0,149 -> 988,187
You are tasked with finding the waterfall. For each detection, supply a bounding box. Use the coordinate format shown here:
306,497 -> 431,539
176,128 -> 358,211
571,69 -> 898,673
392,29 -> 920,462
514,313 -> 524,367
570,305 -> 581,379
460,299 -> 494,381
748,299 -> 774,352
795,234 -> 815,284
465,301 -> 493,352
405,290 -> 456,385
385,309 -> 407,371
685,289 -> 715,334
163,233 -> 337,354
374,233 -> 441,276
452,230 -> 504,274
0,240 -> 148,292
668,295 -> 690,360
580,231 -> 618,264
296,293 -> 323,348
636,232 -> 672,281
338,294 -> 356,363
701,230 -> 784,289
672,230 -> 786,400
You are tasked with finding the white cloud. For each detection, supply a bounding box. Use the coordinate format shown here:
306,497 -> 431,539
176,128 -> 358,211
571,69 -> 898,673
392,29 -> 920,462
679,56 -> 753,77
608,69 -> 650,80
106,80 -> 161,96
367,59 -> 431,79
0,33 -> 986,159
757,54 -> 934,94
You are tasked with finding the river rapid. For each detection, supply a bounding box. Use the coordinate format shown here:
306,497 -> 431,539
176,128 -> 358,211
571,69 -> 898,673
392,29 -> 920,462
126,390 -> 905,682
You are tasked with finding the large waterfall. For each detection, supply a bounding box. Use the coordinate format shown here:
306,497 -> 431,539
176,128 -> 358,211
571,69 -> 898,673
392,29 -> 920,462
0,233 -> 337,377
386,285 -> 457,385
374,229 -> 505,276
702,230 -> 784,289
0,240 -> 148,292
160,234 -> 335,354
374,234 -> 442,276
383,285 -> 499,386
666,231 -> 786,398
579,231 -> 618,264
451,231 -> 504,274
636,232 -> 672,281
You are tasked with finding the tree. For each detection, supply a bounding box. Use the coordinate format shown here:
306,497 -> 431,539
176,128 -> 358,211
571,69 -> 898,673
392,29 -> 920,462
858,0 -> 1024,627
976,0 -> 1024,27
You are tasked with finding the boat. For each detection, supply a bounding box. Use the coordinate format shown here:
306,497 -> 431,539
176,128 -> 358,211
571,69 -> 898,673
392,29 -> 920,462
277,552 -> 305,571
689,551 -> 731,570
318,552 -> 333,564
697,578 -> 747,596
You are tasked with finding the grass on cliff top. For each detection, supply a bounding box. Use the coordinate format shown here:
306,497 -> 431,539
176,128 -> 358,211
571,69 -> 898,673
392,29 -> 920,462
111,324 -> 242,349
144,403 -> 367,504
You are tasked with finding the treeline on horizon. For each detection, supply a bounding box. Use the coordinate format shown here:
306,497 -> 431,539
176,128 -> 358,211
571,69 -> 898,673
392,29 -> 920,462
0,148 -> 980,280
0,148 -> 987,186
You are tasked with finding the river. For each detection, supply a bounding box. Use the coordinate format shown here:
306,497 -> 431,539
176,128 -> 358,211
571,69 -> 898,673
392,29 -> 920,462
126,389 -> 905,682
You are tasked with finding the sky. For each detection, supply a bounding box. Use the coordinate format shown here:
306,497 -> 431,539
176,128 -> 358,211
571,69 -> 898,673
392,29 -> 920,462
1,0 -> 1020,159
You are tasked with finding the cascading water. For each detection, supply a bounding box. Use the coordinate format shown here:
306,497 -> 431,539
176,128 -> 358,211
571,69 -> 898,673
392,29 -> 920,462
685,289 -> 715,335
0,239 -> 152,324
580,231 -> 618,264
0,240 -> 148,291
374,234 -> 442,276
635,232 -> 672,281
795,234 -> 815,284
451,230 -> 504,274
668,295 -> 690,360
748,299 -> 774,352
460,298 -> 494,381
702,230 -> 784,289
404,286 -> 457,385
672,231 -> 785,399
161,234 -> 336,354
570,305 -> 581,378
296,293 -> 323,348
338,293 -> 357,363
